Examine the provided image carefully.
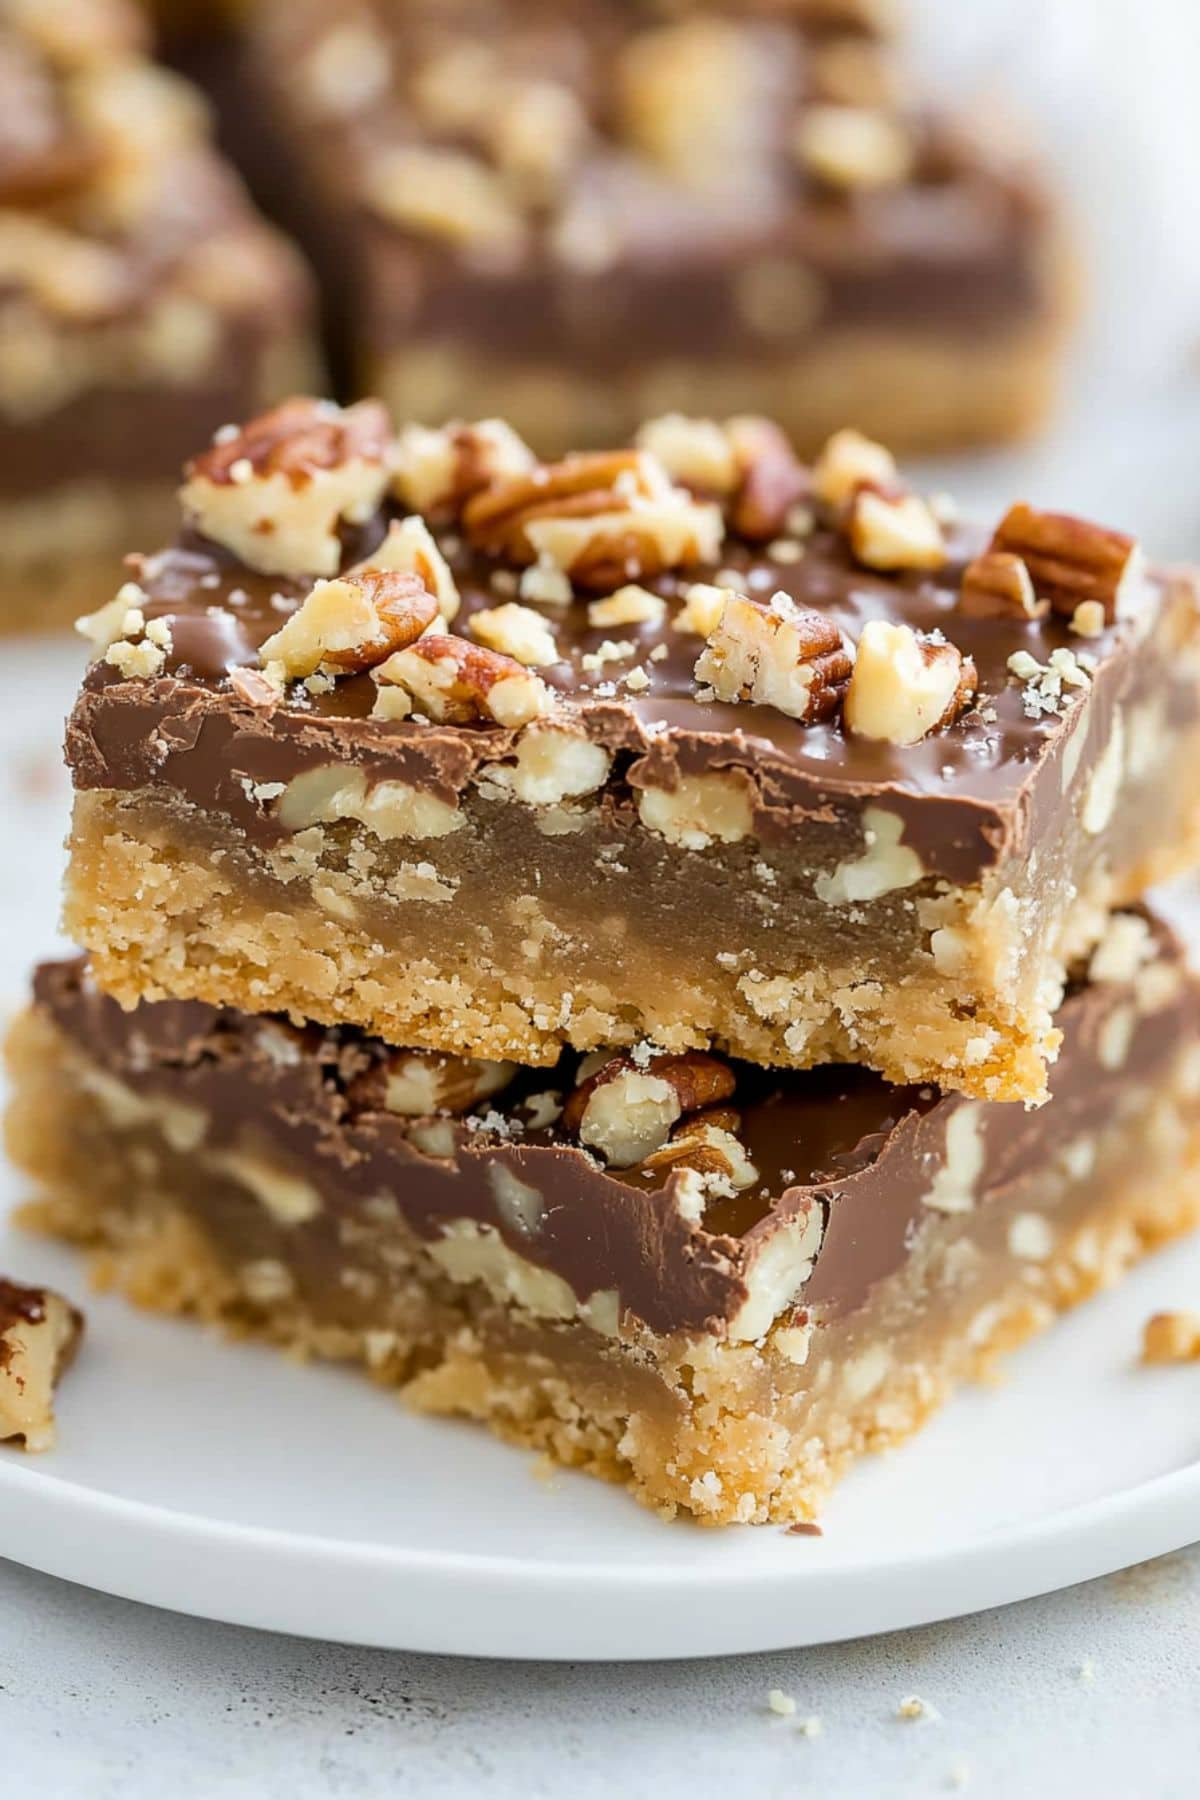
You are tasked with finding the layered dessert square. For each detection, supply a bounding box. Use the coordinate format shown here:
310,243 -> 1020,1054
62,399 -> 1200,1100
8,911 -> 1199,1522
242,0 -> 1072,455
0,0 -> 318,631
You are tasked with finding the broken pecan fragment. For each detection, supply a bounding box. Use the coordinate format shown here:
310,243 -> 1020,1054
641,1110 -> 758,1192
695,590 -> 851,723
258,570 -> 438,681
725,416 -> 813,543
958,550 -> 1047,621
188,396 -> 390,488
180,398 -> 392,580
844,620 -> 976,746
391,418 -> 536,519
562,1050 -> 737,1168
373,633 -> 551,728
348,1048 -> 516,1117
988,504 -> 1144,624
846,490 -> 946,574
462,449 -> 723,589
0,1276 -> 84,1454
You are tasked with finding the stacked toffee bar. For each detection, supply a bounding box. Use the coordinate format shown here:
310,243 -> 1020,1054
0,0 -> 318,632
8,398 -> 1200,1523
240,0 -> 1072,456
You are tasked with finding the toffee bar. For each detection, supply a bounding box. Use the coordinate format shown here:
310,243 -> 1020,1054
243,0 -> 1071,456
8,911 -> 1200,1523
63,399 -> 1200,1100
0,0 -> 317,630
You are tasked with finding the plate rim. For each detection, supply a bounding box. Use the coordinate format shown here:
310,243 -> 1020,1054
2,1448 -> 1197,1658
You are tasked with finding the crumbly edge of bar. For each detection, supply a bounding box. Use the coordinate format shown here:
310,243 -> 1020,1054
62,779 -> 1200,1097
368,315 -> 1071,460
8,1005 -> 1200,1524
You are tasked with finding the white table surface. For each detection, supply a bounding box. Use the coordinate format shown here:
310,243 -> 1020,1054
4,392 -> 1200,1792
2,1548 -> 1197,1798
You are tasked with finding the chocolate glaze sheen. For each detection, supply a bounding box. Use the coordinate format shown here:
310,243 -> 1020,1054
68,484 -> 1184,886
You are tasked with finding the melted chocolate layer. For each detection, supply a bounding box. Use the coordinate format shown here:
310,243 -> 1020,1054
67,497 -> 1189,887
33,917 -> 1195,1337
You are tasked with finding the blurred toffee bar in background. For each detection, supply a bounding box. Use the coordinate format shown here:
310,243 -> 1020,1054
0,0 -> 318,631
8,910 -> 1200,1521
62,399 -> 1200,1101
240,0 -> 1072,455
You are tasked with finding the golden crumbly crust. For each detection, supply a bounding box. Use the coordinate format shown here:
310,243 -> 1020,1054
61,783 -> 1200,1097
9,1004 -> 1200,1525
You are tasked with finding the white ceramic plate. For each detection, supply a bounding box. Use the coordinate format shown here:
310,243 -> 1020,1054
3,531 -> 1200,1661
2,1204 -> 1200,1660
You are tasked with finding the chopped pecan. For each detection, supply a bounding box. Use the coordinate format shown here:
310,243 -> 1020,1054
188,396 -> 390,489
470,602 -> 560,668
635,414 -> 739,494
462,449 -> 723,589
180,398 -> 392,579
0,1276 -> 84,1453
811,427 -> 897,511
844,620 -> 976,745
258,571 -> 438,681
988,504 -> 1144,623
847,490 -> 946,574
641,1110 -> 758,1193
724,416 -> 813,542
391,418 -> 536,519
356,515 -> 460,623
562,1050 -> 737,1168
373,633 -> 551,728
958,550 -> 1047,621
695,590 -> 852,723
347,1049 -> 515,1118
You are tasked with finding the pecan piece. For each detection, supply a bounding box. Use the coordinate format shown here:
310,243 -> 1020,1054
462,449 -> 723,589
724,416 -> 813,542
958,550 -> 1048,621
847,490 -> 946,573
811,427 -> 897,511
391,418 -> 536,519
844,620 -> 976,745
373,633 -> 551,727
347,1049 -> 515,1118
641,1110 -> 758,1193
0,1277 -> 84,1453
180,398 -> 392,580
694,590 -> 852,723
258,570 -> 438,681
357,515 -> 460,623
988,504 -> 1144,623
562,1050 -> 736,1168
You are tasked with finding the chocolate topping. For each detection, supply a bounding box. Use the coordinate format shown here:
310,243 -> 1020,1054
66,459 -> 1193,887
33,919 -> 1195,1338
